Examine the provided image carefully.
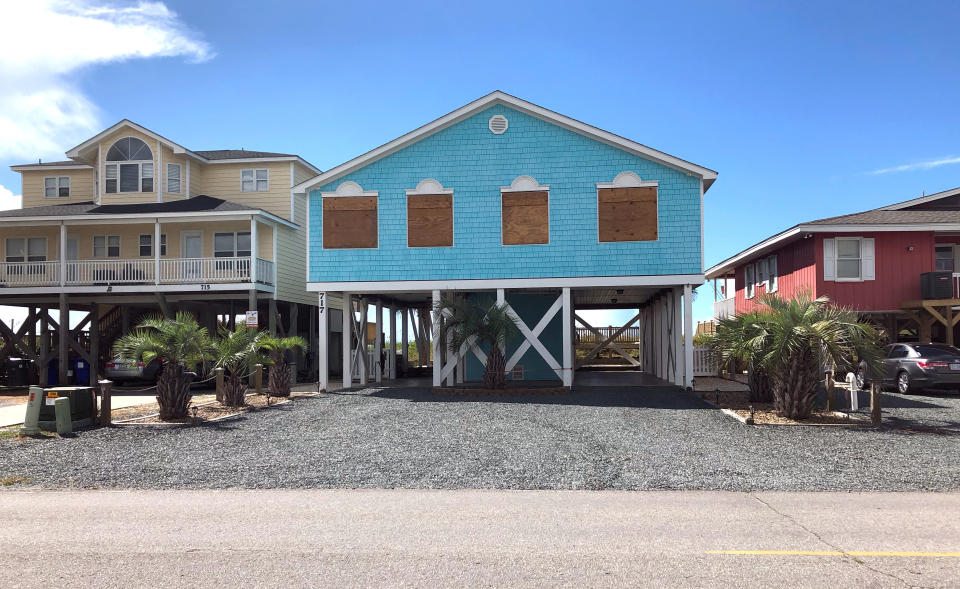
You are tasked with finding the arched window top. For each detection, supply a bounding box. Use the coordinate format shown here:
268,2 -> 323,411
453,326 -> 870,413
106,137 -> 153,162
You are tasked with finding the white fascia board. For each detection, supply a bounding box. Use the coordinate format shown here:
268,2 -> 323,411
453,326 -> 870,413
704,221 -> 960,278
0,209 -> 298,229
10,164 -> 93,172
65,119 -> 197,160
292,91 -> 717,194
306,274 -> 706,293
878,185 -> 960,210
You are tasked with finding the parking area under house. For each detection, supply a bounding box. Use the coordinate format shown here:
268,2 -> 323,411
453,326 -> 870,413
312,278 -> 698,392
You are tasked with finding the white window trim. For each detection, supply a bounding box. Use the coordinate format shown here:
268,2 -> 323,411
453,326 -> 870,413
744,263 -> 756,299
43,176 -> 70,198
595,172 -> 659,244
405,179 -> 454,248
105,161 -> 154,194
214,231 -> 252,257
500,175 -> 550,246
241,168 -> 270,192
139,233 -> 167,257
5,237 -> 48,262
834,236 -> 863,282
319,181 -> 379,250
166,163 -> 182,194
767,254 -> 778,293
93,235 -> 121,258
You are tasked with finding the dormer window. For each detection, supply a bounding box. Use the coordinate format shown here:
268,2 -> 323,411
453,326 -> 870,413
104,137 -> 154,193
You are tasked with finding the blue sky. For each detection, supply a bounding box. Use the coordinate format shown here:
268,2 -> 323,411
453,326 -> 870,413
1,0 -> 960,328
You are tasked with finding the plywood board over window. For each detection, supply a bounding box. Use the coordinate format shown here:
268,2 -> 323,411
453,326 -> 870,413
598,187 -> 657,242
502,191 -> 549,245
408,194 -> 453,247
322,196 -> 378,248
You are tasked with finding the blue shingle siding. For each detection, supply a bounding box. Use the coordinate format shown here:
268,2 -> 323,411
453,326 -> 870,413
308,104 -> 702,282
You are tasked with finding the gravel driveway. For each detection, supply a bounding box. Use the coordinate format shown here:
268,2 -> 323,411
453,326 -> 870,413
2,385 -> 959,491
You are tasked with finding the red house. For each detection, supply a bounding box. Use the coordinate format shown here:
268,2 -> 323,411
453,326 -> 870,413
705,186 -> 960,345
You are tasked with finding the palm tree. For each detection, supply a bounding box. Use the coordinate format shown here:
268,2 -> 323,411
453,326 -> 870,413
213,325 -> 268,406
260,335 -> 307,397
433,295 -> 520,388
113,312 -> 214,420
708,309 -> 774,403
708,292 -> 884,419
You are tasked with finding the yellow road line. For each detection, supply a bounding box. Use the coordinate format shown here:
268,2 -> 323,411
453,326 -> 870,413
707,550 -> 960,558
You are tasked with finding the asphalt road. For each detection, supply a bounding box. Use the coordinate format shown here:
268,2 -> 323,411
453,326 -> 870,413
2,490 -> 958,588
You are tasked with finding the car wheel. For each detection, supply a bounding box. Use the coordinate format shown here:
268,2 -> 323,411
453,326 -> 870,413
856,364 -> 868,390
897,371 -> 912,395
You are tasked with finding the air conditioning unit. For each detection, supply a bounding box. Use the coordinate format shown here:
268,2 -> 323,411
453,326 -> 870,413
920,271 -> 953,299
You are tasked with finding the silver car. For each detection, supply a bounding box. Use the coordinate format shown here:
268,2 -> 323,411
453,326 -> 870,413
105,357 -> 161,385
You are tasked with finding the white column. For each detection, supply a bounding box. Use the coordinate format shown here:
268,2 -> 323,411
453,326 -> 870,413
250,217 -> 258,284
496,288 -> 505,305
359,298 -> 368,385
388,306 -> 396,379
401,308 -> 408,374
59,223 -> 66,286
375,299 -> 383,382
342,293 -> 352,389
156,140 -> 162,203
683,284 -> 694,389
561,287 -> 573,387
432,290 -> 441,387
272,222 -> 278,293
318,292 -> 328,391
154,220 -> 161,285
673,287 -> 683,387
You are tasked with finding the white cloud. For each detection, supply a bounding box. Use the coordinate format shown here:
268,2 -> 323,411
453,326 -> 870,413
0,1 -> 211,161
0,184 -> 22,211
868,155 -> 960,175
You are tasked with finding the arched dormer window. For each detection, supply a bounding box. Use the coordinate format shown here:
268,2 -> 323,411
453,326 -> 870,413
104,137 -> 154,193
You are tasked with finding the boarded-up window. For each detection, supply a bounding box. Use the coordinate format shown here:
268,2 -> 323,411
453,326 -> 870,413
502,191 -> 549,245
322,196 -> 377,248
407,194 -> 453,247
598,187 -> 657,242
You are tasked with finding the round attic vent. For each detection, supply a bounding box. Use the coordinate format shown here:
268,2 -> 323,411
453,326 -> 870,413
488,114 -> 508,135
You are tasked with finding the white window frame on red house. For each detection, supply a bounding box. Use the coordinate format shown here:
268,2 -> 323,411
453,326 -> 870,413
824,236 -> 875,282
766,254 -> 778,293
745,263 -> 756,299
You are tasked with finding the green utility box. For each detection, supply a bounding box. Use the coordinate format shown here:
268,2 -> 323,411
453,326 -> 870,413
38,387 -> 95,430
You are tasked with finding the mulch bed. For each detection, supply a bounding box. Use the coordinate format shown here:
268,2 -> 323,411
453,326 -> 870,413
115,393 -> 291,424
695,389 -> 862,426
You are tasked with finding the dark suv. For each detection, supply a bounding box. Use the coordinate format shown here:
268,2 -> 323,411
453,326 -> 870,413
860,343 -> 960,394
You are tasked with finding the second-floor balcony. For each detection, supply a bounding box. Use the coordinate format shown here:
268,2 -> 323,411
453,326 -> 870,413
0,257 -> 275,289
713,297 -> 735,319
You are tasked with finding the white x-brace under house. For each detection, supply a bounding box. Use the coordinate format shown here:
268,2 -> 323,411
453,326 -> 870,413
311,276 -> 698,391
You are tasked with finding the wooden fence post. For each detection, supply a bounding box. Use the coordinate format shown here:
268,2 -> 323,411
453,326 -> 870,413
98,379 -> 112,426
825,371 -> 834,412
871,382 -> 882,426
255,364 -> 263,395
215,368 -> 224,403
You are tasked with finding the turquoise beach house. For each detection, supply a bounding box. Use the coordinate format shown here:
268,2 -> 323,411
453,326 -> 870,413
295,92 -> 716,390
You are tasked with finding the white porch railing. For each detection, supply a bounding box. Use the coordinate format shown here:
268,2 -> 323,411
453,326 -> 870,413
0,257 -> 274,287
693,345 -> 715,377
71,259 -> 155,285
713,297 -> 735,319
954,273 -> 960,298
0,261 -> 60,286
255,258 -> 274,285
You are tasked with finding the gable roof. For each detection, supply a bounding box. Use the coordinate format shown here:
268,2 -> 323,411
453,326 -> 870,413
55,119 -> 321,174
705,184 -> 960,279
293,90 -> 718,194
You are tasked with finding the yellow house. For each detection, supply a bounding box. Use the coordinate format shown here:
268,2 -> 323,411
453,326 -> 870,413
4,120 -> 320,385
